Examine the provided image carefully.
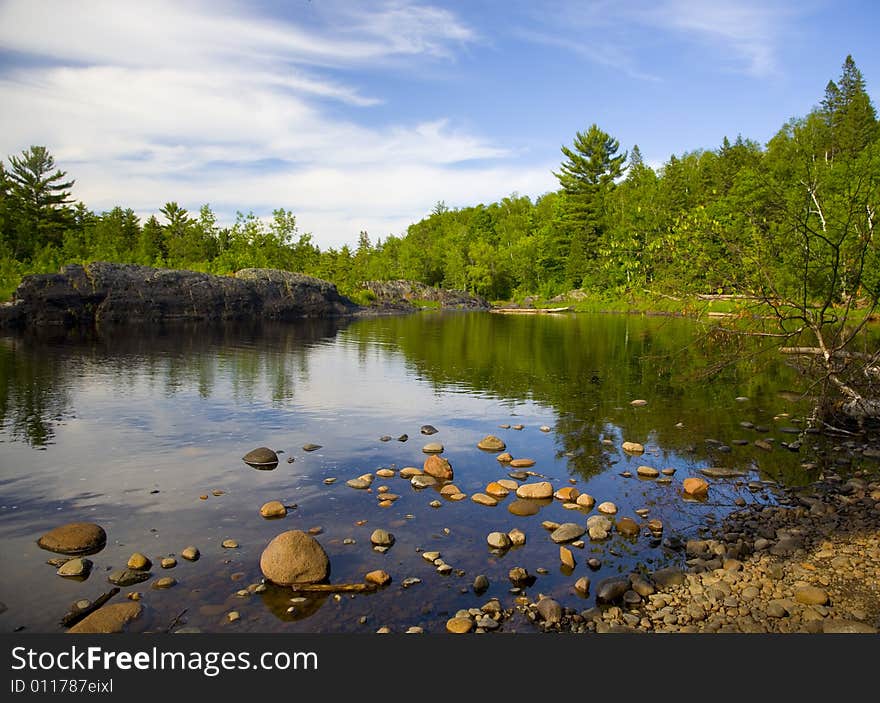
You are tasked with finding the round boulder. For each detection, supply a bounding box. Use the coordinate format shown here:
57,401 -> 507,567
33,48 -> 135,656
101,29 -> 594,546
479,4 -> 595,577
260,530 -> 330,586
38,523 -> 106,555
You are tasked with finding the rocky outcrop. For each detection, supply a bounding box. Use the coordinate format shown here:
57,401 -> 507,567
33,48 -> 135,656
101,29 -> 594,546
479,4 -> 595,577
0,263 -> 358,328
358,280 -> 489,311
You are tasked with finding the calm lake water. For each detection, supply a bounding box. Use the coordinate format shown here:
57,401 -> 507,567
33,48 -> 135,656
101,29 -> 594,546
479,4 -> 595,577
0,312 -> 863,633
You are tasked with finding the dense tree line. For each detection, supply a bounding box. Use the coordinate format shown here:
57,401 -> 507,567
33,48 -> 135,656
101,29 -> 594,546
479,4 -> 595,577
1,56 -> 877,306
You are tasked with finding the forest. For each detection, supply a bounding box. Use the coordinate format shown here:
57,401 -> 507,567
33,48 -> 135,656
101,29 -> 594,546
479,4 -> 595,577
0,55 -> 877,308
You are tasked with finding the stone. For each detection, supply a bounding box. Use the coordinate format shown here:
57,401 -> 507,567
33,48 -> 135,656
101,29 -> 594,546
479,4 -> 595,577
588,526 -> 609,540
576,493 -> 595,509
700,467 -> 748,478
420,424 -> 438,435
447,617 -> 473,633
622,441 -> 644,455
542,521 -> 560,531
822,620 -> 877,634
422,442 -> 444,454
794,586 -> 829,606
631,575 -> 655,597
586,515 -> 612,531
560,546 -> 575,569
222,539 -> 239,549
507,528 -> 526,546
487,532 -> 512,549
587,558 -> 601,571
440,483 -> 462,496
302,443 -> 322,452
423,454 -> 454,480
448,493 -> 467,501
242,447 -> 278,468
429,500 -> 442,508
537,597 -> 563,624
554,486 -> 579,502
227,611 -> 240,623
472,493 -> 499,507
376,468 -> 395,478
370,529 -> 395,547
509,458 -> 536,468
485,482 -> 510,498
365,570 -> 391,586
260,501 -> 287,518
161,558 -> 177,569
127,553 -> 151,571
324,478 -> 337,485
637,466 -> 659,478
508,567 -> 531,585
623,590 -> 642,607
574,576 -> 591,594
473,575 -> 490,593
512,424 -> 524,430
37,523 -> 106,555
616,517 -> 640,538
646,519 -> 663,534
498,479 -> 519,491
508,470 -> 529,480
551,523 -> 586,543
181,546 -> 199,561
497,452 -> 513,463
346,478 -> 372,489
516,481 -> 553,499
507,499 -> 540,516
682,477 -> 709,498
754,440 -> 774,452
399,467 -> 422,478
108,569 -> 151,587
652,567 -> 685,589
68,603 -> 143,634
57,558 -> 91,578
540,425 -> 551,432
596,577 -> 630,604
411,474 -> 437,489
478,435 -> 506,451
661,468 -> 676,476
153,577 -> 176,589
597,501 -> 618,515
259,530 -> 330,586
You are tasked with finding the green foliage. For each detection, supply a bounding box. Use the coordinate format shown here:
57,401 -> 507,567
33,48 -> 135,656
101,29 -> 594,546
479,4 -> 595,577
1,55 -> 877,319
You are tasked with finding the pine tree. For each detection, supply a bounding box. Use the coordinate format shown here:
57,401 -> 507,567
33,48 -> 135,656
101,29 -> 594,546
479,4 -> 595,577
553,124 -> 627,288
6,146 -> 74,256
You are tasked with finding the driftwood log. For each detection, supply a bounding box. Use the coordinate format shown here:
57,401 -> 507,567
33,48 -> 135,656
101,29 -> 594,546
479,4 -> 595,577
60,587 -> 120,627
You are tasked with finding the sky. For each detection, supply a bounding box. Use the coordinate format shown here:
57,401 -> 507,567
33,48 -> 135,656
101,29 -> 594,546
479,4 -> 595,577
0,0 -> 878,249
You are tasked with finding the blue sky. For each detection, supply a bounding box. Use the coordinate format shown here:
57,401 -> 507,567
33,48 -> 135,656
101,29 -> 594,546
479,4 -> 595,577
1,0 -> 878,249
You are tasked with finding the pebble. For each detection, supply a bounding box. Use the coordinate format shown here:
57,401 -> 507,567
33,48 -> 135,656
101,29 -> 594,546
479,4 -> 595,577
560,546 -> 575,569
516,482 -> 553,500
447,617 -> 473,633
682,477 -> 709,498
422,442 -> 444,453
554,486 -> 579,502
576,494 -> 595,509
370,529 -> 395,547
108,569 -> 151,587
401,577 -> 421,589
260,501 -> 287,518
181,546 -> 199,561
323,478 -> 337,485
622,441 -> 645,454
57,558 -> 91,578
472,493 -> 499,507
221,539 -> 239,549
376,468 -> 395,478
575,576 -> 591,594
508,528 -> 527,546
478,435 -> 507,451
365,570 -> 391,586
551,523 -> 586,543
509,458 -> 536,468
637,466 -> 660,479
302,443 -> 322,452
597,501 -> 618,515
227,611 -> 240,622
411,474 -> 438,489
508,567 -> 531,584
794,586 -> 829,606
429,500 -> 442,508
420,425 -> 438,435
540,425 -> 551,432
485,482 -> 510,498
473,575 -> 490,593
399,467 -> 422,478
487,532 -> 512,549
153,577 -> 176,589
127,553 -> 151,571
160,557 -> 177,569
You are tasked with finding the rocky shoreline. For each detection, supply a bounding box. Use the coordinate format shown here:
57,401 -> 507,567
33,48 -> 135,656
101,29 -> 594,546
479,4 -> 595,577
507,470 -> 880,634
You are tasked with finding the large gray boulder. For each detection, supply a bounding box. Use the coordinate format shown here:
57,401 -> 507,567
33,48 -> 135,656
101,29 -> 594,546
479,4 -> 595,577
358,280 -> 489,311
1,263 -> 359,328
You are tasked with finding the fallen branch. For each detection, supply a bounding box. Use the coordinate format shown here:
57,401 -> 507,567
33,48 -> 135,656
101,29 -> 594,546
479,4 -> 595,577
779,346 -> 876,360
60,587 -> 120,628
643,289 -> 681,301
165,608 -> 189,634
288,582 -> 378,594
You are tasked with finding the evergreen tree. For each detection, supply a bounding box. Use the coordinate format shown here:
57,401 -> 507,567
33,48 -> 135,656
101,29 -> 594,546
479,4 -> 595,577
553,124 -> 627,288
6,146 -> 74,257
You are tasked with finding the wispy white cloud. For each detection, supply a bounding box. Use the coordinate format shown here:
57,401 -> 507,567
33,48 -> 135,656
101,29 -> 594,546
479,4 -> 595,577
514,0 -> 796,79
0,0 -> 521,247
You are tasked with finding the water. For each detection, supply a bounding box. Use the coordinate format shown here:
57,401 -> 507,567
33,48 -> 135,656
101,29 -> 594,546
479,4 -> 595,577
0,313 -> 860,633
